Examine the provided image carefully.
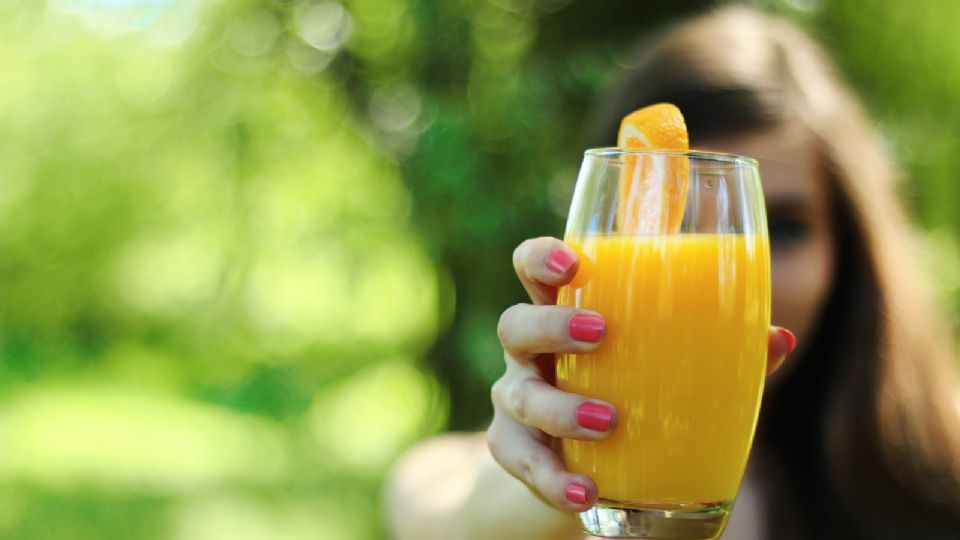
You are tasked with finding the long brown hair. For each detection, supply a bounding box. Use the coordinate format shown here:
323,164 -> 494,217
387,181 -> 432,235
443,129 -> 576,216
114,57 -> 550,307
592,6 -> 960,538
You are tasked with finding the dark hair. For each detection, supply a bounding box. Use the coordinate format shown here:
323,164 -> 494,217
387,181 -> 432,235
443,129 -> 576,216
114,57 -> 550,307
594,6 -> 960,538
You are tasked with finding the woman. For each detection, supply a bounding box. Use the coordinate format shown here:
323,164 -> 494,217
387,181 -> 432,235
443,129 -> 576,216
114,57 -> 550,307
386,6 -> 960,539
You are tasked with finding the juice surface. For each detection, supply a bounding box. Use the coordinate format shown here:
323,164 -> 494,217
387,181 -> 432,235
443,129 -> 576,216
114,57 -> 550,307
557,234 -> 770,504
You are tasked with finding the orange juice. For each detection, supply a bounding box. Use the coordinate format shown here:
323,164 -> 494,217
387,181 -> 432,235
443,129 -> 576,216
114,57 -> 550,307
557,233 -> 770,505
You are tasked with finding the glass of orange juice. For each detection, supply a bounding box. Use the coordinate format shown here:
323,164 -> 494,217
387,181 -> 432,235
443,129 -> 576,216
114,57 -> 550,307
557,148 -> 770,539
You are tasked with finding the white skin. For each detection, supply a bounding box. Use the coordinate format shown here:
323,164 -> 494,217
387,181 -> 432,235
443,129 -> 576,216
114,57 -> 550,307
386,122 -> 834,540
707,124 -> 835,371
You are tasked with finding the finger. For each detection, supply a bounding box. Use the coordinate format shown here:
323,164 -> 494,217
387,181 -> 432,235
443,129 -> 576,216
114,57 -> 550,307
492,374 -> 616,439
497,304 -> 605,361
766,326 -> 797,375
513,237 -> 579,305
486,414 -> 598,511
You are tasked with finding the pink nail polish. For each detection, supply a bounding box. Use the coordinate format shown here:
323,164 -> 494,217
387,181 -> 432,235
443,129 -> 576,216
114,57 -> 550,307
778,328 -> 797,354
569,314 -> 605,343
565,482 -> 588,505
546,248 -> 576,274
577,402 -> 613,431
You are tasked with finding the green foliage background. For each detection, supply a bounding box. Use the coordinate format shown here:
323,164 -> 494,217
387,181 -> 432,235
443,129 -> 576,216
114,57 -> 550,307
1,0 -> 957,538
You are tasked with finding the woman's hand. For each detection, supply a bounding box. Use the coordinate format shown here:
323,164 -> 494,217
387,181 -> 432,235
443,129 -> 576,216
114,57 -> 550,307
487,236 -> 797,511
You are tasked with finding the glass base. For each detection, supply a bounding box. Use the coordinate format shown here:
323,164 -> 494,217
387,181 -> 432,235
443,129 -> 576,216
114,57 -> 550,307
578,499 -> 733,539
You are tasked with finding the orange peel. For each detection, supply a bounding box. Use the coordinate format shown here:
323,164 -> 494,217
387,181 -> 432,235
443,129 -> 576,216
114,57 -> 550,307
616,103 -> 690,234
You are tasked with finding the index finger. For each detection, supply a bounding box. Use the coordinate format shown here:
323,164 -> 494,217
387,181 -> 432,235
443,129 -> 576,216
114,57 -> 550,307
512,237 -> 579,305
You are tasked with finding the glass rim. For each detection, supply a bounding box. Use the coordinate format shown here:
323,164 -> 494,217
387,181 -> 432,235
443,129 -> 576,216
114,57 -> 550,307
584,147 -> 759,167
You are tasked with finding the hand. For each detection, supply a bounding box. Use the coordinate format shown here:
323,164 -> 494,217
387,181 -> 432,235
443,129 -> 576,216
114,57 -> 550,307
487,236 -> 796,511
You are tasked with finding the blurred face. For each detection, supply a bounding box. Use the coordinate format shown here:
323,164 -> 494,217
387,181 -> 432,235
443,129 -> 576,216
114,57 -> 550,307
698,122 -> 835,377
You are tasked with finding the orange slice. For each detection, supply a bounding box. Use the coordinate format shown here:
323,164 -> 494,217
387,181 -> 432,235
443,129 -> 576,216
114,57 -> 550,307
616,103 -> 690,234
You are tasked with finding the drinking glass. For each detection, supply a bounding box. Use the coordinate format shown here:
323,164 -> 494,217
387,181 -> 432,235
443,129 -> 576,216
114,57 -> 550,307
556,148 -> 770,539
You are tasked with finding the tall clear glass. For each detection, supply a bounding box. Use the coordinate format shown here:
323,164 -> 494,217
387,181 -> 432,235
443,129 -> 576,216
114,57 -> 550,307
557,149 -> 770,539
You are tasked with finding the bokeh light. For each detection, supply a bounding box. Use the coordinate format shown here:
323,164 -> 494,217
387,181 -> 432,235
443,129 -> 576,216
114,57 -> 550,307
1,0 -> 446,537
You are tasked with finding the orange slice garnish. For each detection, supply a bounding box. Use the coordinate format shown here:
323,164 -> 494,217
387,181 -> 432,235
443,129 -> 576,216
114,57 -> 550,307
617,103 -> 690,234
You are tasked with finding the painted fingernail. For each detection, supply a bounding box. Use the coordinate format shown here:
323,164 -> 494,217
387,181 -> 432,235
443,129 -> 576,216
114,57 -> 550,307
778,328 -> 797,354
546,248 -> 576,274
577,402 -> 613,431
565,482 -> 588,505
569,314 -> 605,343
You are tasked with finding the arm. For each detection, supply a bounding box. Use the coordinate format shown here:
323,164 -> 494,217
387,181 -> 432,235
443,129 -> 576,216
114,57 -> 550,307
384,432 -> 582,540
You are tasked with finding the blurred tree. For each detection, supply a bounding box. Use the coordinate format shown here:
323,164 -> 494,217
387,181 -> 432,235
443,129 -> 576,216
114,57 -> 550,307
0,0 -> 957,539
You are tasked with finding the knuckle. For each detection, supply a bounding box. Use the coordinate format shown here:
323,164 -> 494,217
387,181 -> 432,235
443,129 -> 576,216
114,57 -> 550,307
485,420 -> 509,466
496,304 -> 525,345
505,378 -> 531,423
512,241 -> 530,273
490,377 -> 506,408
517,455 -> 534,485
496,308 -> 513,345
484,422 -> 498,453
525,449 -> 548,488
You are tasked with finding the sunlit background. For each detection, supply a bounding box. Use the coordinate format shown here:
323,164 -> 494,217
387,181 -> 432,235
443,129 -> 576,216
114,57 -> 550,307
1,0 -> 958,538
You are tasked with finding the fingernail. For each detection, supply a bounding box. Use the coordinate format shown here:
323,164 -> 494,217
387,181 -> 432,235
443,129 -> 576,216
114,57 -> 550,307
546,248 -> 576,274
778,328 -> 797,354
569,314 -> 605,343
577,402 -> 613,431
565,482 -> 588,505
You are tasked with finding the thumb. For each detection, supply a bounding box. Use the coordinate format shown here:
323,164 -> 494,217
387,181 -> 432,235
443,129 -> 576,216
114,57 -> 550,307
766,326 -> 797,375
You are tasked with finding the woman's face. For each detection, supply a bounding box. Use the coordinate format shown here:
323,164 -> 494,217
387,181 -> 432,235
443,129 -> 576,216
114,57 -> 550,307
698,122 -> 835,376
